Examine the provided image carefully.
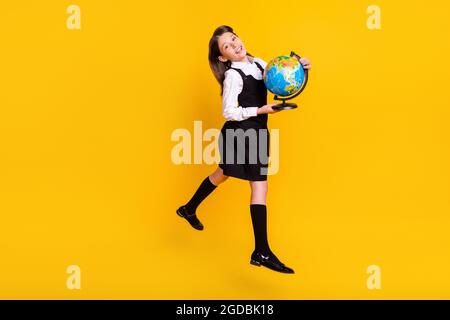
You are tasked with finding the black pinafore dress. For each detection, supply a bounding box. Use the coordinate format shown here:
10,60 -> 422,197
218,61 -> 270,181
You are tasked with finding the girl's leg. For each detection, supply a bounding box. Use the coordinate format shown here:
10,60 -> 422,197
185,167 -> 227,213
249,181 -> 270,254
248,180 -> 294,273
249,180 -> 268,205
177,166 -> 227,230
209,167 -> 229,186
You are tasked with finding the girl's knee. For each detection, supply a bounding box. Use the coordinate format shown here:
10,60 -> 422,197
210,172 -> 228,186
218,175 -> 228,184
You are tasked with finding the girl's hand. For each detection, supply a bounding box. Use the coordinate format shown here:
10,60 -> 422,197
257,103 -> 280,114
299,57 -> 311,70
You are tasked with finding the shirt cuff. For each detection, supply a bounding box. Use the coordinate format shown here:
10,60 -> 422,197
246,107 -> 258,118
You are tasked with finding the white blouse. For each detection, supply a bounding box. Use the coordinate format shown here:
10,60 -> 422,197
222,56 -> 268,121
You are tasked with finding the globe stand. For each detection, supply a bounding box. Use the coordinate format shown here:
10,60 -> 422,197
272,51 -> 309,111
272,101 -> 298,111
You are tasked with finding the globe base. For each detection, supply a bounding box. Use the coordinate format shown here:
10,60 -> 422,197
272,102 -> 298,111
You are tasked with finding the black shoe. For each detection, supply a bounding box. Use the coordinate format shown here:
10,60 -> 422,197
176,205 -> 204,231
250,251 -> 294,274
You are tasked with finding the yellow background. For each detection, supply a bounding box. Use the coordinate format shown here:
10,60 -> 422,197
1,0 -> 449,299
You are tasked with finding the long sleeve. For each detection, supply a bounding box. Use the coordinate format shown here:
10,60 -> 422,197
222,70 -> 258,121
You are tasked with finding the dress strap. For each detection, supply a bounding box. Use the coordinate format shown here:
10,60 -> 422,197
254,61 -> 264,73
230,68 -> 246,81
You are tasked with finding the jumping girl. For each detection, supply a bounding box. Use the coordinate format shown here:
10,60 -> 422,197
177,25 -> 311,274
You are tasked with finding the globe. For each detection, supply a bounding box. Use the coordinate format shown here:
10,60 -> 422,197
263,55 -> 305,97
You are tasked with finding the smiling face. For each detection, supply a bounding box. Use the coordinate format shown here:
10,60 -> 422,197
217,32 -> 247,63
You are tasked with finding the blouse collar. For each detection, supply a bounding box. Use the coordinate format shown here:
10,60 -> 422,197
230,55 -> 254,68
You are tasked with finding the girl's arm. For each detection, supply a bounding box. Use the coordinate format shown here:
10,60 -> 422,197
294,55 -> 311,70
222,70 -> 259,121
253,57 -> 279,114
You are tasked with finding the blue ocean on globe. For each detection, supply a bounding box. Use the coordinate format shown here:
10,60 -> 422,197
263,56 -> 305,97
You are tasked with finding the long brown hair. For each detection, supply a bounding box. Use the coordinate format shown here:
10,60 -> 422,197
208,25 -> 253,96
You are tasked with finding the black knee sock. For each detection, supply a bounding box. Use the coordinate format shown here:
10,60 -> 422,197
185,176 -> 217,214
250,204 -> 271,255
